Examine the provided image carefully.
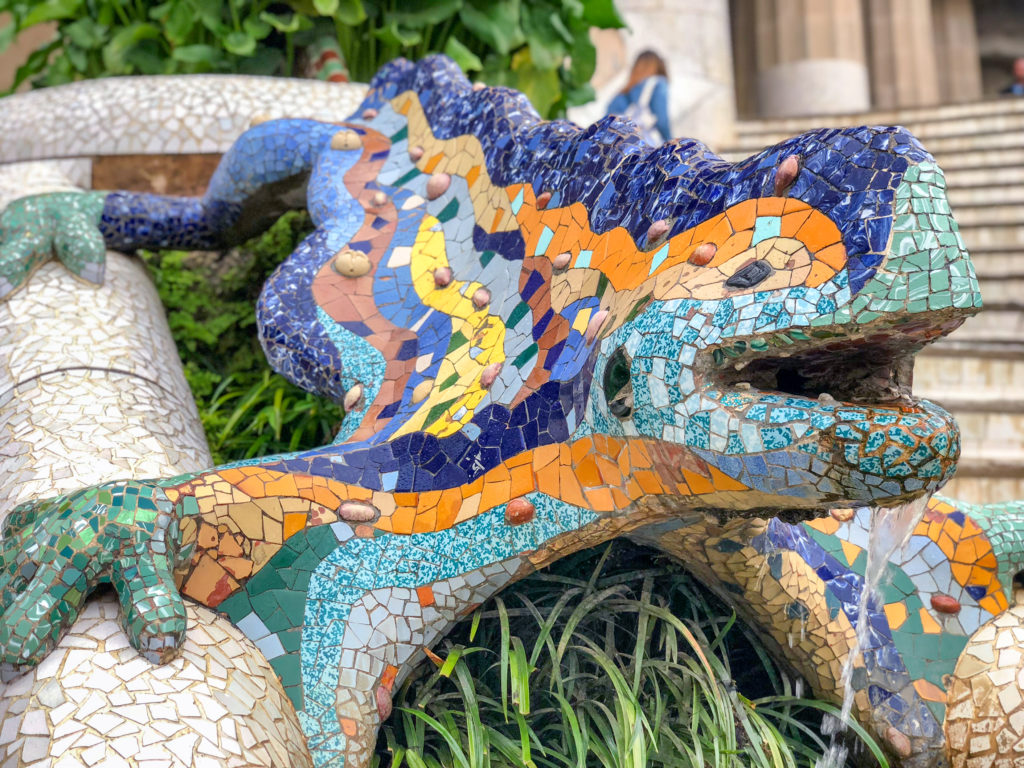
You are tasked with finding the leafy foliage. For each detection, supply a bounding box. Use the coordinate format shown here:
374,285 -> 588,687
0,0 -> 625,117
0,0 -> 322,92
139,211 -> 344,464
375,542 -> 888,768
322,0 -> 625,117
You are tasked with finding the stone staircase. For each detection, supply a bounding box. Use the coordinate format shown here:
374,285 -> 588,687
723,99 -> 1024,504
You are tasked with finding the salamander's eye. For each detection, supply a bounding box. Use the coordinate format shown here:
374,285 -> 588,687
726,260 -> 773,289
603,347 -> 633,419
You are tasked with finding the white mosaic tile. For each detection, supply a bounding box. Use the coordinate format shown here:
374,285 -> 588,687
0,77 -> 367,163
0,593 -> 311,768
0,161 -> 301,767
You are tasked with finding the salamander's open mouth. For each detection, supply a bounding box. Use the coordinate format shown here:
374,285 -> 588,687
676,311 -> 972,511
708,314 -> 967,408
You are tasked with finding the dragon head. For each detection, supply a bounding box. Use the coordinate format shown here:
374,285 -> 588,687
581,129 -> 980,515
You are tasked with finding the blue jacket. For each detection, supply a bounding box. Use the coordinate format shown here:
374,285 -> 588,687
606,76 -> 671,143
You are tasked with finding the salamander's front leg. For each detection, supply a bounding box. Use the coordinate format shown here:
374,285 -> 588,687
99,118 -> 344,252
0,480 -> 192,679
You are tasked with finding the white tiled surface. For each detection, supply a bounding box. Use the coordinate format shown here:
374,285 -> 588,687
0,76 -> 367,162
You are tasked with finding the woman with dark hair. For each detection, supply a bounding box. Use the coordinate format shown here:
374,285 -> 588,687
605,50 -> 671,144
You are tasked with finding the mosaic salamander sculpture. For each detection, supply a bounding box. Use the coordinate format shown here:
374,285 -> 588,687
0,54 -> 1011,767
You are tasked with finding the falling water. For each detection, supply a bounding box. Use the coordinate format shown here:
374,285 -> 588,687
814,494 -> 932,768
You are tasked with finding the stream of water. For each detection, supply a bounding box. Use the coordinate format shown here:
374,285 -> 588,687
814,494 -> 932,768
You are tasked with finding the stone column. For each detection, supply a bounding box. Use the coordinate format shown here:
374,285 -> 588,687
730,0 -> 758,118
865,0 -> 941,108
931,0 -> 983,103
751,0 -> 871,117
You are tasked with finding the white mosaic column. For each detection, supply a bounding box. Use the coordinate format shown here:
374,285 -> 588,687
0,76 -> 373,768
745,0 -> 871,118
0,162 -> 313,768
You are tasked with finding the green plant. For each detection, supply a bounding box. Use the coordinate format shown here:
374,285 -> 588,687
139,211 -> 344,464
375,542 -> 888,768
0,0 -> 316,92
301,0 -> 625,117
1,0 -> 625,118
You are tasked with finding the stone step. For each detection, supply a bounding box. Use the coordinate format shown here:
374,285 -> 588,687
951,203 -> 1024,227
948,185 -> 1024,208
915,354 -> 1024,506
969,277 -> 1024,306
945,165 -> 1024,189
958,222 -> 1024,249
945,452 -> 1024,479
915,353 -> 1024,400
940,471 -> 1024,507
914,130 -> 1024,158
962,247 -> 1024,278
939,394 -> 1024,500
919,391 -> 1024,414
955,413 -> 1024,456
733,98 -> 1024,138
728,125 -> 1024,160
921,147 -> 1024,172
936,309 -> 1024,341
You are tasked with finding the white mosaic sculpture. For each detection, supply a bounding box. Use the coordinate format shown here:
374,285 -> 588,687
0,75 -> 368,768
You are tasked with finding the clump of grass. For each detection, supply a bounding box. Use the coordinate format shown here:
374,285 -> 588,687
375,542 -> 887,768
140,211 -> 344,463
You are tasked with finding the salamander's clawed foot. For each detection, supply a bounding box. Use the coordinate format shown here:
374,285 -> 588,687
0,481 -> 188,672
0,191 -> 108,299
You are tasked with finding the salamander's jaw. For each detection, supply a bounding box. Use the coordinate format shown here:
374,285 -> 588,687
596,156 -> 980,517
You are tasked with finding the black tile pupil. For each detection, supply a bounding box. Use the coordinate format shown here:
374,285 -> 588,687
725,260 -> 773,289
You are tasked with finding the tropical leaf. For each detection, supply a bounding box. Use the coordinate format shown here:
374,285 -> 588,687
259,10 -> 311,34
459,0 -> 525,56
372,22 -> 422,48
508,48 -> 561,117
443,36 -> 483,73
581,0 -> 626,28
334,0 -> 367,25
63,17 -> 108,50
21,0 -> 84,26
100,21 -> 161,73
392,0 -> 463,26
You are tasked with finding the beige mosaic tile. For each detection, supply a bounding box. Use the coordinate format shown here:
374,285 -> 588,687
946,593 -> 1024,768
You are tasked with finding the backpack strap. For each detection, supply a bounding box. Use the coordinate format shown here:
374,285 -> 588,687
638,76 -> 659,109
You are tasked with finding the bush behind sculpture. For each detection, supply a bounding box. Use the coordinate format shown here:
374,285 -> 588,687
139,211 -> 345,464
0,0 -> 624,116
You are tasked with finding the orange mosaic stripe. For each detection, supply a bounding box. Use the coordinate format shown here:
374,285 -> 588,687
181,436 -> 751,540
508,184 -> 848,292
915,499 -> 1007,615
